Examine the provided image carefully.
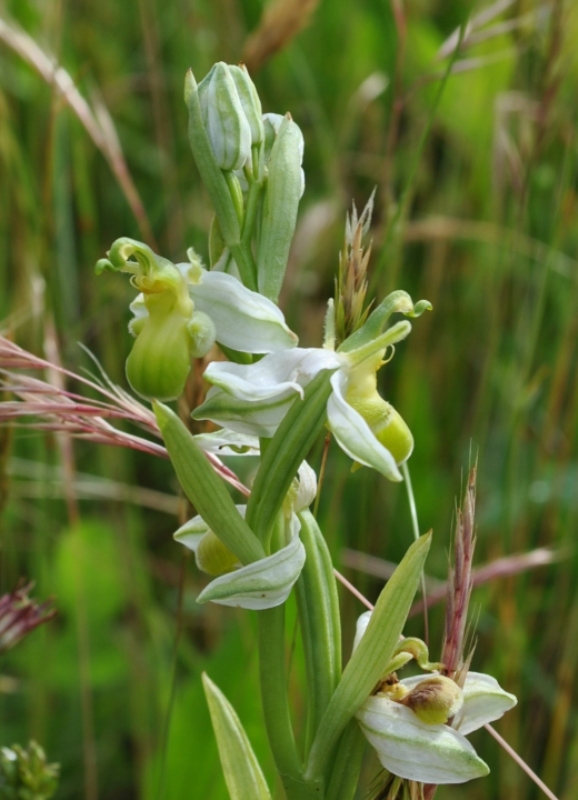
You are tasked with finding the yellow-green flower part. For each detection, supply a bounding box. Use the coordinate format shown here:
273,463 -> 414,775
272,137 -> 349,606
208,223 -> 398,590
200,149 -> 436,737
345,352 -> 413,465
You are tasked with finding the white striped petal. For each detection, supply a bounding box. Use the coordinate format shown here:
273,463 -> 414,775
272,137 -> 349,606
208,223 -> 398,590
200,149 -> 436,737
356,696 -> 489,784
191,269 -> 298,353
193,429 -> 260,456
196,524 -> 306,609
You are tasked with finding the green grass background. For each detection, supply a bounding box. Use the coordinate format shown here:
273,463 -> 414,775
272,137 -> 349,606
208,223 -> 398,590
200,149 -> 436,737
1,0 -> 577,797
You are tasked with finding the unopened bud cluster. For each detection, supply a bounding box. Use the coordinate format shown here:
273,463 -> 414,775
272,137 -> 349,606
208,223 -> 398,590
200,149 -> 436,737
0,741 -> 59,800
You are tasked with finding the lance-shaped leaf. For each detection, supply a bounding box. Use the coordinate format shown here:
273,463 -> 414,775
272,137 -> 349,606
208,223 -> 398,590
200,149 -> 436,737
196,519 -> 306,609
202,673 -> 272,800
305,532 -> 432,781
154,402 -> 265,566
356,695 -> 489,784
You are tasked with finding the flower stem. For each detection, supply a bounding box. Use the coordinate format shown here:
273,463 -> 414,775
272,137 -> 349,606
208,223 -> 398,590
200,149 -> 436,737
257,606 -> 322,800
295,511 -> 341,753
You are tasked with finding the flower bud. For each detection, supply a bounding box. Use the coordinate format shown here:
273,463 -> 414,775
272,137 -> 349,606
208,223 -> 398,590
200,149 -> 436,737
257,114 -> 305,301
228,64 -> 264,146
262,113 -> 284,163
198,62 -> 252,171
196,530 -> 240,576
398,675 -> 464,725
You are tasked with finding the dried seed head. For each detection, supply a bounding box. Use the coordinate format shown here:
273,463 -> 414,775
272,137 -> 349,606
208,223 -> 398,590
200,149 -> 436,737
333,191 -> 375,347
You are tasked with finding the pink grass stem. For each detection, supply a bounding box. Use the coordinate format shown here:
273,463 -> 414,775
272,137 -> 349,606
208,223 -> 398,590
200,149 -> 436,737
333,569 -> 374,610
484,723 -> 559,800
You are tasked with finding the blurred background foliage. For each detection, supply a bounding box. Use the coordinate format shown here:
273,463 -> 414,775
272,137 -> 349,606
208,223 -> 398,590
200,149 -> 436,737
0,0 -> 577,797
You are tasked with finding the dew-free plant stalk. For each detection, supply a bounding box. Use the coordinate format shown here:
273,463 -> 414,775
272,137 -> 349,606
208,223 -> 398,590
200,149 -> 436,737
89,60 -> 521,800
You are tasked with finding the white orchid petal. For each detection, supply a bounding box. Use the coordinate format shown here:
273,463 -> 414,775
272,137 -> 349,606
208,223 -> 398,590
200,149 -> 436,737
129,293 -> 147,320
456,672 -> 518,735
356,696 -> 489,784
173,531 -> 205,553
203,348 -> 337,401
197,349 -> 340,436
192,270 -> 298,353
205,359 -> 304,402
196,529 -> 306,609
195,385 -> 298,437
327,372 -> 402,481
294,461 -> 318,511
193,429 -> 260,456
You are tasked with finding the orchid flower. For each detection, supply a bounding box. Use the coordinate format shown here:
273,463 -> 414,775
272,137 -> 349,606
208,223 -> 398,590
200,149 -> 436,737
352,611 -> 517,784
194,292 -> 430,480
96,238 -> 297,400
173,462 -> 317,609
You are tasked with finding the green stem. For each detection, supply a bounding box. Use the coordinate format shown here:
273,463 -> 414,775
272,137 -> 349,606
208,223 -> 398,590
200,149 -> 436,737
242,177 -> 264,246
246,370 -> 334,546
295,511 -> 341,754
223,170 -> 244,225
257,606 -> 323,800
229,239 -> 258,291
324,720 -> 366,800
402,461 -> 429,644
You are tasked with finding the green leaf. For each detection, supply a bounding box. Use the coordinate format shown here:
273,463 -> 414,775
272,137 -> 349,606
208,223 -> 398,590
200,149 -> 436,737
202,673 -> 272,800
304,532 -> 432,781
154,402 -> 265,565
246,369 -> 334,547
